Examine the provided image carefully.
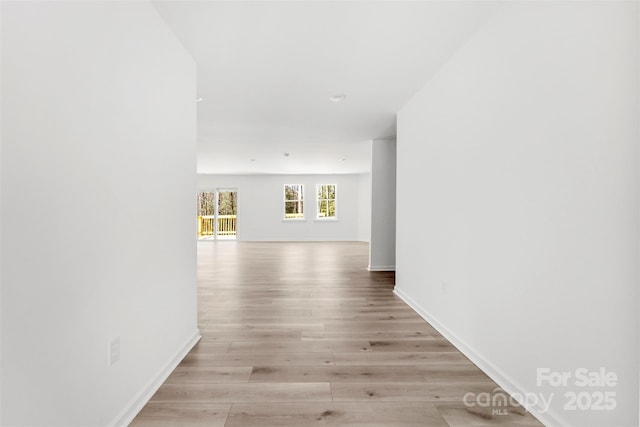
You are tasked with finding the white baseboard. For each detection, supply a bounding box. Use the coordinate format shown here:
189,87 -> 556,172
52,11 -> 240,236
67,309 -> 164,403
109,329 -> 201,427
198,238 -> 370,243
368,265 -> 396,271
393,287 -> 565,427
242,238 -> 365,242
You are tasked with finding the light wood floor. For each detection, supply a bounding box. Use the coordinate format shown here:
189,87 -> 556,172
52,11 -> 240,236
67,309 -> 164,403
131,241 -> 542,426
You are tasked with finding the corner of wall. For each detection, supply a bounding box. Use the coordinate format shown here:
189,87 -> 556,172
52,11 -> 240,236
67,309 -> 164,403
110,330 -> 201,427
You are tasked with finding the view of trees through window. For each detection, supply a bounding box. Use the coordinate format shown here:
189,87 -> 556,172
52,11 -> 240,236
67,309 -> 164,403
197,192 -> 216,216
284,184 -> 304,218
317,184 -> 336,218
217,191 -> 237,216
197,191 -> 237,216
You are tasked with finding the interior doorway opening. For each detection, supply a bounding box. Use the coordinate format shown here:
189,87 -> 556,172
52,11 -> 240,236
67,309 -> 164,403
197,190 -> 238,240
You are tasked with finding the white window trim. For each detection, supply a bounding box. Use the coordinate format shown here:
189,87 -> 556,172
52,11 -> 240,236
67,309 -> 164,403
283,184 -> 305,220
315,184 -> 338,220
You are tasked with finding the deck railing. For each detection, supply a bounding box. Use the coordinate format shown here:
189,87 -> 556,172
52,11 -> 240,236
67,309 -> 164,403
198,215 -> 236,237
217,215 -> 236,236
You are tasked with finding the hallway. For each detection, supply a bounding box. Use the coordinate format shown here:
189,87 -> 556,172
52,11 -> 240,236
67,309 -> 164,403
132,242 -> 542,426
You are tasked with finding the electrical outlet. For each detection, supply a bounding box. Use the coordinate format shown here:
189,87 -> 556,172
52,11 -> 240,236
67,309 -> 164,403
109,337 -> 120,367
441,281 -> 448,294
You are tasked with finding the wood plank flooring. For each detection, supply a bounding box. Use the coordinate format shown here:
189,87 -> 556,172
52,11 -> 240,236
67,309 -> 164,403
131,241 -> 543,426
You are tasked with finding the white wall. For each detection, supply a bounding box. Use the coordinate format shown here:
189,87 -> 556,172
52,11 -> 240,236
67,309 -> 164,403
1,2 -> 198,426
396,2 -> 639,427
198,174 -> 369,242
369,139 -> 396,271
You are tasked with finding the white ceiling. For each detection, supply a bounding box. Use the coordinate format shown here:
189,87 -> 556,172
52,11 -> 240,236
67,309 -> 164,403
153,1 -> 501,174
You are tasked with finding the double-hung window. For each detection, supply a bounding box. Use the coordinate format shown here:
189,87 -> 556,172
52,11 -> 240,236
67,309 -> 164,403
284,184 -> 304,219
316,184 -> 337,219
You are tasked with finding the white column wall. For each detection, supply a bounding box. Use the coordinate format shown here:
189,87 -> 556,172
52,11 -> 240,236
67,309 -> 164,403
357,173 -> 372,242
369,139 -> 396,271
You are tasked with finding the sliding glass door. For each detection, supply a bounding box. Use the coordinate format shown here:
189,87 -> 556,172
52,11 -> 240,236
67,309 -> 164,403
197,190 -> 237,240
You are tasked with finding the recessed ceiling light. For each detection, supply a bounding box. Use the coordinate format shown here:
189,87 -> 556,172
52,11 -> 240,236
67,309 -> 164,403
250,158 -> 256,162
196,96 -> 203,102
283,153 -> 290,157
329,93 -> 346,103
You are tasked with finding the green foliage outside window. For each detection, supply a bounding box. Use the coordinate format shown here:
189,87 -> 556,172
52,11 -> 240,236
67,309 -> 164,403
284,184 -> 304,218
317,184 -> 336,218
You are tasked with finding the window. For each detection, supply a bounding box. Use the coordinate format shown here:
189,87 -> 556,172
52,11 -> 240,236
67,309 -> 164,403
316,184 -> 337,219
284,184 -> 304,219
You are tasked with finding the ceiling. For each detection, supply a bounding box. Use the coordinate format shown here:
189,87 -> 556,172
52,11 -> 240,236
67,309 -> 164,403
153,1 -> 501,174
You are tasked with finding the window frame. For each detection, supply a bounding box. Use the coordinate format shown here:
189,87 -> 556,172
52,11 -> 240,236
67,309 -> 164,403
315,184 -> 338,220
283,184 -> 305,220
